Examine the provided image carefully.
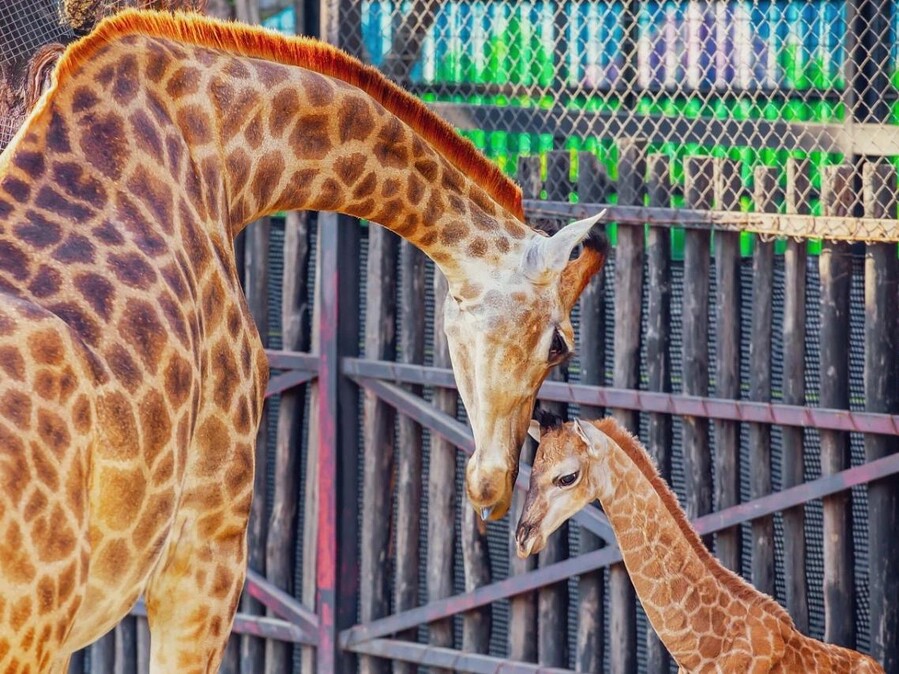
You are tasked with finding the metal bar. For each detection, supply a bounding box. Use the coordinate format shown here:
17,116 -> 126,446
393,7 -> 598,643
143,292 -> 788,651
130,601 -> 314,645
361,360 -> 899,433
245,569 -> 319,638
346,639 -> 573,673
523,201 -> 899,244
264,370 -> 317,398
340,450 -> 899,645
342,359 -> 899,435
350,375 -> 615,543
264,349 -> 320,372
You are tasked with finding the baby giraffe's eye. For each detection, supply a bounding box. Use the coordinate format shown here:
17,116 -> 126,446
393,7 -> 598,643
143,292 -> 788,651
556,471 -> 579,488
549,328 -> 568,362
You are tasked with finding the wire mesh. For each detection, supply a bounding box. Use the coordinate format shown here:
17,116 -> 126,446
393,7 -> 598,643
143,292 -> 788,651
0,0 -> 72,66
290,0 -> 899,222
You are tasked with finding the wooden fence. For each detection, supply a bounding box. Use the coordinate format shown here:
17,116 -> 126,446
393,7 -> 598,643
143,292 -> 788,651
66,139 -> 899,673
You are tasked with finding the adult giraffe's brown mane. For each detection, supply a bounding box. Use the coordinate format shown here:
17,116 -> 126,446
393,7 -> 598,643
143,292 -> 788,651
49,8 -> 525,221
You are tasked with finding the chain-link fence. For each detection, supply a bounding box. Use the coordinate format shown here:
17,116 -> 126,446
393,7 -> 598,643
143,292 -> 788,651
304,0 -> 899,224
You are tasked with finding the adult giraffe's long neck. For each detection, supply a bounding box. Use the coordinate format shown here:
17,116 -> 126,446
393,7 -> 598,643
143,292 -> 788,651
31,10 -> 534,291
587,418 -> 787,670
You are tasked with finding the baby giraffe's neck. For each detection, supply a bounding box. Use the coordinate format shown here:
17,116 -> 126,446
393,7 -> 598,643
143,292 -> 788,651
587,418 -> 787,670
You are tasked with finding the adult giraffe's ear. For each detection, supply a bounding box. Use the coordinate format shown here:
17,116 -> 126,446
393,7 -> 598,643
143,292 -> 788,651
559,223 -> 609,310
522,212 -> 605,279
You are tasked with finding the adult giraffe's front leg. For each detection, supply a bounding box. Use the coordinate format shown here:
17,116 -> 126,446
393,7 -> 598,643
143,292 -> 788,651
143,435 -> 255,674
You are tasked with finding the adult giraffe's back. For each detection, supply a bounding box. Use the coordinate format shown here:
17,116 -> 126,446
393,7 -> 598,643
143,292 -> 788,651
0,10 -> 607,671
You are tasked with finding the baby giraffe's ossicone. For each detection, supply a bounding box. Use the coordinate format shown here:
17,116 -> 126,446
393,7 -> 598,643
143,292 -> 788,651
516,411 -> 884,673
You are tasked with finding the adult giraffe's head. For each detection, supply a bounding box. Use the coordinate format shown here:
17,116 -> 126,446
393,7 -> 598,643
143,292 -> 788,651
443,215 -> 608,522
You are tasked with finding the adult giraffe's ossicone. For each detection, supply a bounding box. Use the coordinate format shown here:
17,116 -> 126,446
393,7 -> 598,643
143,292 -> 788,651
0,9 -> 606,669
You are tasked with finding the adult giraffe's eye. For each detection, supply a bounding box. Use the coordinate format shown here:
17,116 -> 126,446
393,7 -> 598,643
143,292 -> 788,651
556,471 -> 579,488
549,328 -> 568,362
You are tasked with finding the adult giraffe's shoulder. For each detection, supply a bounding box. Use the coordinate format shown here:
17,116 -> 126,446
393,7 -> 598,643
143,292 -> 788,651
0,10 -> 607,671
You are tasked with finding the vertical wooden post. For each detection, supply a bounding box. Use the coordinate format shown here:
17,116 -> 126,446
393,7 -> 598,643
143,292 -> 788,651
302,228 -> 323,674
360,222 -> 399,674
461,507 -> 492,655
819,165 -> 856,649
750,166 -> 781,596
781,158 -> 810,632
265,211 -> 311,673
610,138 -> 644,674
682,157 -> 713,537
136,616 -> 149,673
242,216 -> 270,674
862,161 -> 899,671
394,239 -> 426,672
644,153 -> 673,674
713,158 -> 743,574
509,155 -> 543,663
428,270 -> 456,671
89,633 -> 114,674
117,620 -> 137,674
537,150 -> 572,668
316,212 -> 362,674
574,150 -> 609,674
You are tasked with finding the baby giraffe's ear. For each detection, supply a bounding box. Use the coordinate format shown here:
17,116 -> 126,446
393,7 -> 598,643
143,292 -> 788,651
573,419 -> 608,457
527,420 -> 542,443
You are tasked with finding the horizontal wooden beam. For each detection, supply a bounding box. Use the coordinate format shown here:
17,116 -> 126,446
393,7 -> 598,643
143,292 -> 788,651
427,102 -> 847,153
264,349 -> 320,372
264,369 -> 317,398
340,450 -> 899,645
342,359 -> 899,435
130,599 -> 316,645
346,638 -> 573,673
245,569 -> 319,641
524,201 -> 899,244
349,375 -> 616,544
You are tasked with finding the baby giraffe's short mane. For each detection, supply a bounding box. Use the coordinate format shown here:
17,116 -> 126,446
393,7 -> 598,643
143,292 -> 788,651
51,8 -> 525,221
591,417 -> 793,620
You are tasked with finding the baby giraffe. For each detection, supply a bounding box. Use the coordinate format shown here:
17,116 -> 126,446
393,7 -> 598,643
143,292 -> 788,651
516,411 -> 884,674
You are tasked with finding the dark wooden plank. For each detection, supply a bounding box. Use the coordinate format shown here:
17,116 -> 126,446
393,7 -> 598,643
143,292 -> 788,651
461,506 -> 492,655
137,617 -> 149,674
509,155 -> 542,664
781,157 -> 810,633
645,153 -> 673,674
713,158 -> 744,575
861,161 -> 899,672
265,210 -> 310,673
302,231 -> 323,674
89,633 -> 114,674
749,166 -> 780,596
508,435 -> 538,663
117,619 -> 137,674
819,164 -> 857,649
536,151 -> 571,668
683,157 -> 713,542
395,238 -> 427,673
360,223 -> 399,674
428,269 -> 456,671
68,650 -> 85,674
574,151 -> 609,674
610,138 -> 645,674
241,216 -> 270,674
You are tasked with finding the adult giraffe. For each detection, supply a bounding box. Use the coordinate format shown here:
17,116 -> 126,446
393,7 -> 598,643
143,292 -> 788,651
0,10 -> 607,671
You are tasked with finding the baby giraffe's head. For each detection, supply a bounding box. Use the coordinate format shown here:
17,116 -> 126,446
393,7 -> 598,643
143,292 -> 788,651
515,410 -> 613,558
